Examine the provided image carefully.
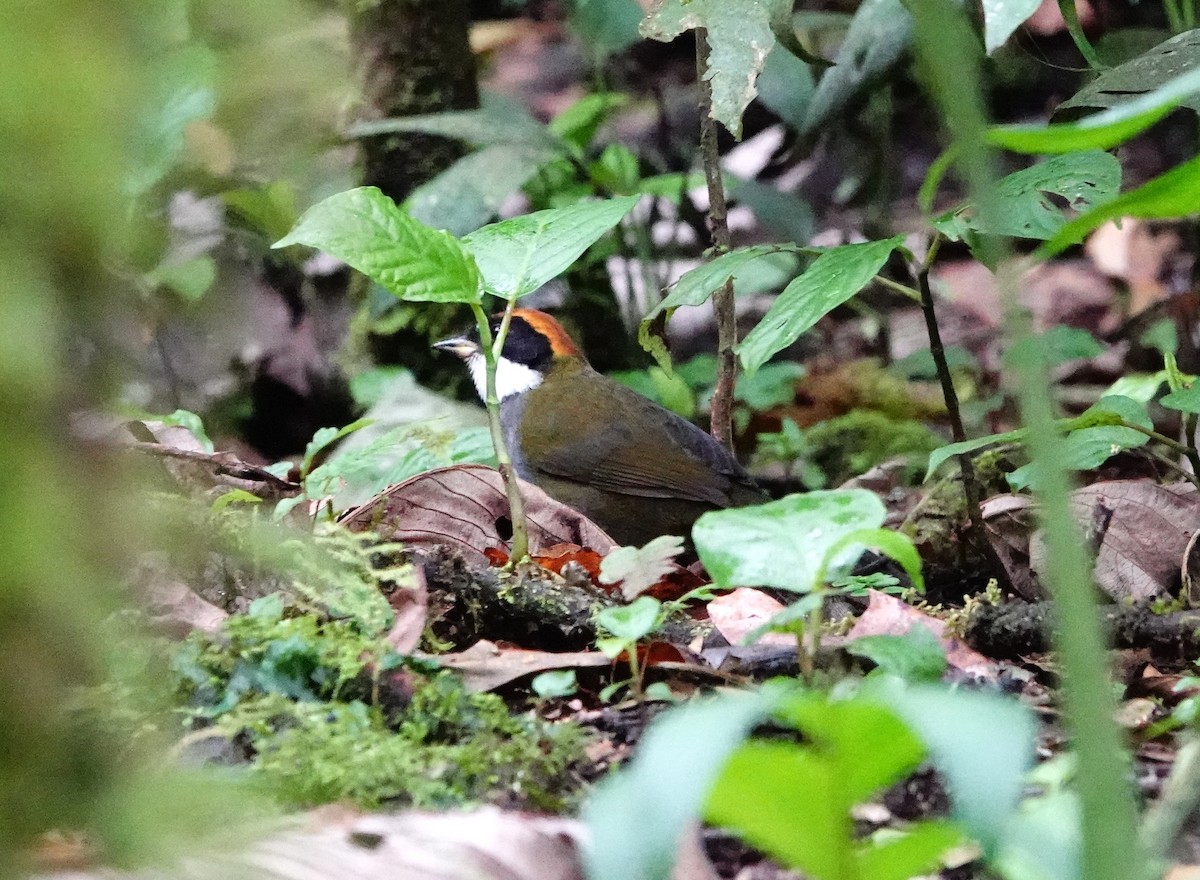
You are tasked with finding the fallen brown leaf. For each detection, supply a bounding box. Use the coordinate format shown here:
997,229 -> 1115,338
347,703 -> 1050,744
707,588 -> 794,648
844,590 -> 997,680
427,639 -> 611,692
340,465 -> 617,566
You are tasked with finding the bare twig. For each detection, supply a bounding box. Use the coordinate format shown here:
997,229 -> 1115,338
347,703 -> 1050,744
696,28 -> 737,452
914,234 -> 1012,590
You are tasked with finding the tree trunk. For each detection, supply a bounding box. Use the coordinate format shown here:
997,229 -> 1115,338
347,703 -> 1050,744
351,0 -> 480,202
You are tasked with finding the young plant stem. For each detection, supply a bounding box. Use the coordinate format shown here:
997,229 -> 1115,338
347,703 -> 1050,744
1122,421 -> 1200,485
914,235 -> 1012,589
696,27 -> 737,453
471,301 -> 530,562
908,1 -> 1142,874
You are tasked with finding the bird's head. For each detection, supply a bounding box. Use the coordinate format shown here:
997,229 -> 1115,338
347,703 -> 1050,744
434,309 -> 587,401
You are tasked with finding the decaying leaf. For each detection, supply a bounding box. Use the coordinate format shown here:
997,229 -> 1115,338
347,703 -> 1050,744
600,535 -> 687,600
1029,480 -> 1200,602
339,465 -> 617,566
706,588 -> 794,647
429,639 -> 611,693
843,590 -> 997,680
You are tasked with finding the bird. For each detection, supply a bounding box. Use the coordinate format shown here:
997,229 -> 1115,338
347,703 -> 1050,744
434,308 -> 766,546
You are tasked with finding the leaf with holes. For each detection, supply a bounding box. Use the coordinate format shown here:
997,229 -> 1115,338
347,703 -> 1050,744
274,187 -> 483,303
1059,29 -> 1200,116
641,0 -> 780,138
935,151 -> 1121,242
989,62 -> 1200,153
1039,154 -> 1200,256
600,535 -> 686,600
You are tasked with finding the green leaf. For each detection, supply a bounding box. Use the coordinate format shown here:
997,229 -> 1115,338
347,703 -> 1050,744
729,177 -> 816,243
641,0 -> 780,138
1007,396 -> 1150,489
755,42 -> 816,130
345,94 -> 559,152
531,669 -> 578,699
1161,384 -> 1200,414
694,490 -> 887,591
223,181 -> 299,244
600,536 -> 686,600
847,627 -> 947,682
549,92 -> 628,150
596,596 -> 663,644
1059,29 -> 1200,116
1036,325 -> 1105,365
880,683 -> 1036,856
857,821 -> 965,880
736,237 -> 904,373
935,151 -> 1120,242
1057,0 -> 1103,69
149,255 -> 216,303
983,0 -> 1042,53
707,696 -> 930,879
462,196 -> 638,300
1038,154 -> 1200,257
406,143 -> 558,236
589,144 -> 641,194
987,62 -> 1200,154
820,528 -> 925,592
300,418 -> 373,479
925,427 -> 1026,481
583,686 -> 787,880
734,361 -> 806,410
274,187 -> 483,304
128,42 -> 217,196
639,244 -> 802,368
570,0 -> 645,59
802,0 -> 911,136
157,409 -> 215,453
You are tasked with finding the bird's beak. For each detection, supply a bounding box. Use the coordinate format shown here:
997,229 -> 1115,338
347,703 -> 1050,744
433,335 -> 480,360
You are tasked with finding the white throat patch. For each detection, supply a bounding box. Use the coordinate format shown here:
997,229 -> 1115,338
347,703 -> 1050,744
467,353 -> 543,401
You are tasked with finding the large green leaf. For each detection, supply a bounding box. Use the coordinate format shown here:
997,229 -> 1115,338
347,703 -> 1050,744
693,489 -> 886,591
128,42 -> 217,196
274,187 -> 483,304
462,196 -> 637,300
736,236 -> 905,373
755,41 -> 816,129
641,0 -> 780,138
570,0 -> 645,59
1006,395 -> 1151,489
880,683 -> 1036,857
345,94 -> 560,152
983,0 -> 1042,54
1038,154 -> 1200,255
1059,29 -> 1200,116
706,695 -> 947,880
935,151 -> 1121,242
583,686 -> 787,880
406,143 -> 559,237
988,63 -> 1200,153
802,0 -> 911,135
638,244 -> 803,369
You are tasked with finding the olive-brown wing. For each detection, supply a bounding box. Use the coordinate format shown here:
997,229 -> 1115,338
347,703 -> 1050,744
520,369 -> 752,507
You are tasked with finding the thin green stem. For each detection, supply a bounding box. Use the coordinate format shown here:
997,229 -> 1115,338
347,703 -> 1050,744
871,274 -> 922,302
906,0 -> 1143,876
471,301 -> 530,562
